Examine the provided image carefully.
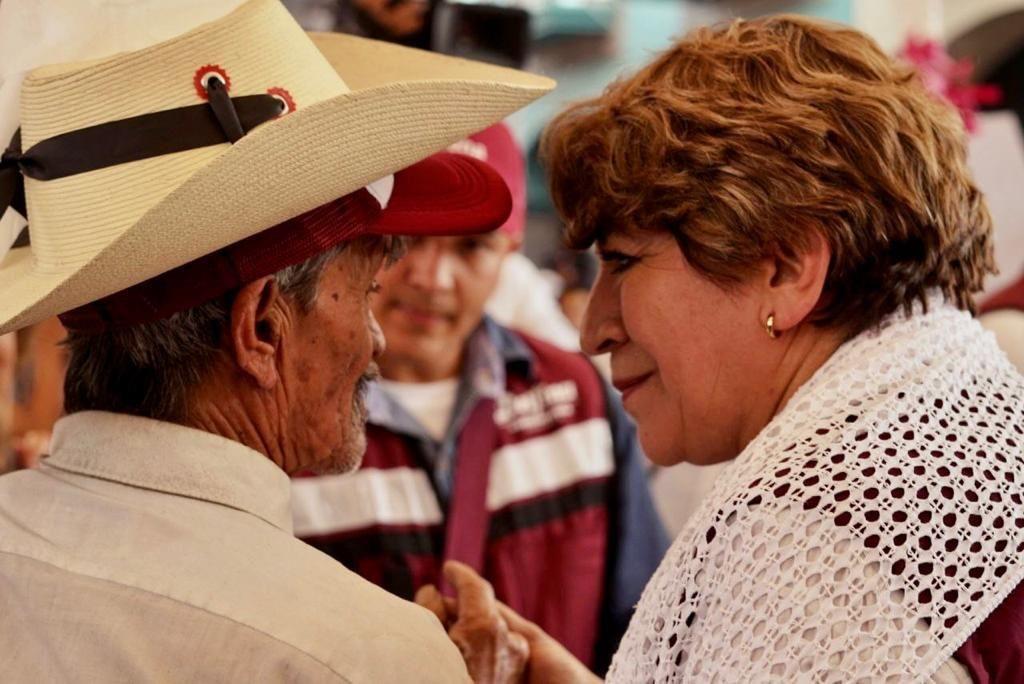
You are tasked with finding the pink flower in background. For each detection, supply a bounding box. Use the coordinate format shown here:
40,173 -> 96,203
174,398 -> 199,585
899,36 -> 1002,133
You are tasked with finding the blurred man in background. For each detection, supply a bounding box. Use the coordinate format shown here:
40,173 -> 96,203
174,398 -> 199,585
291,124 -> 668,674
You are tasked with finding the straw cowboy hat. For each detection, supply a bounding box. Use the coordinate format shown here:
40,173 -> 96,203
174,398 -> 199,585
0,0 -> 553,335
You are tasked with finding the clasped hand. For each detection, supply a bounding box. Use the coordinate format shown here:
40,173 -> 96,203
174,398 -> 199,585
415,560 -> 601,684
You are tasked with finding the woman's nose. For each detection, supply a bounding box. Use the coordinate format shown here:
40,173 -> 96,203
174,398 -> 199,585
580,275 -> 626,356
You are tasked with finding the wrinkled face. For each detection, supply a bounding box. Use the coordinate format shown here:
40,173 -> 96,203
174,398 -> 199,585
373,233 -> 514,379
582,229 -> 773,466
282,249 -> 386,475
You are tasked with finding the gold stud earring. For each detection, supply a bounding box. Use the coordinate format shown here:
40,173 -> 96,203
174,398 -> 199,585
765,313 -> 778,339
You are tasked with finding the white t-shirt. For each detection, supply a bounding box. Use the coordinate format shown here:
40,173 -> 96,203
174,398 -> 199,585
377,378 -> 460,441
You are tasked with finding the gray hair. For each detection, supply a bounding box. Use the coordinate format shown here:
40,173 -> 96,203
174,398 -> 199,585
63,239 -> 380,423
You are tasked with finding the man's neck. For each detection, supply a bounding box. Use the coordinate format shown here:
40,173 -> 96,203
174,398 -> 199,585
185,376 -> 294,471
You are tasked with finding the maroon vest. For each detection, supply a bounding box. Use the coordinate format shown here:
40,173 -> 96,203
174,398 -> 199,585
954,578 -> 1024,682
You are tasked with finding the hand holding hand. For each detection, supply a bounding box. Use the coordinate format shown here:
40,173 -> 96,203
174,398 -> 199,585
416,561 -> 528,684
416,561 -> 600,684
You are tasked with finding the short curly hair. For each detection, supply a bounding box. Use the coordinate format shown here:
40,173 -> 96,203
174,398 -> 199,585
542,14 -> 995,335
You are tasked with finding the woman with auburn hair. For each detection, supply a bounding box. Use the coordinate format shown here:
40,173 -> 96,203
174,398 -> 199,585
416,14 -> 1024,684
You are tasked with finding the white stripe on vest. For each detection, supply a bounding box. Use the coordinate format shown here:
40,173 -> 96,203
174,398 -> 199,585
486,417 -> 614,511
290,418 -> 615,537
291,467 -> 442,537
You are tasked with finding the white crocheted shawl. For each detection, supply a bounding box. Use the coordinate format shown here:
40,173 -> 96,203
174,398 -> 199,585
609,301 -> 1024,683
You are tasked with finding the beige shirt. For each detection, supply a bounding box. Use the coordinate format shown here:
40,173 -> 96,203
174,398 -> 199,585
0,411 -> 469,682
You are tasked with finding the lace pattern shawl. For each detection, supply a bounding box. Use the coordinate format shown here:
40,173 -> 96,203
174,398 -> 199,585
609,302 -> 1024,683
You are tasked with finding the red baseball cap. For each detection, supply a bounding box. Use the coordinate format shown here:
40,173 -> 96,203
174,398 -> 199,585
448,123 -> 525,240
59,151 -> 511,332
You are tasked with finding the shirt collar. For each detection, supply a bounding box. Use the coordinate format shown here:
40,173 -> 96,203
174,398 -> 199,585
474,315 -> 534,385
367,316 -> 534,437
43,411 -> 293,533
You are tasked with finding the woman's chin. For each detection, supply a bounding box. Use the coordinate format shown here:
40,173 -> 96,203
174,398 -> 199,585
640,431 -> 737,468
638,433 -> 689,467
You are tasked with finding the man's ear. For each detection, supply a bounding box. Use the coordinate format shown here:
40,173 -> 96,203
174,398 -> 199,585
505,234 -> 524,254
229,276 -> 285,390
760,230 -> 831,333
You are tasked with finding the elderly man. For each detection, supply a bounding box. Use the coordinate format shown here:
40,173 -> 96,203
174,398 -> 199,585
0,0 -> 551,680
291,125 -> 667,674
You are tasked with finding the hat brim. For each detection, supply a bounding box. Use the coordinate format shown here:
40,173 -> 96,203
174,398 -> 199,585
0,32 -> 553,335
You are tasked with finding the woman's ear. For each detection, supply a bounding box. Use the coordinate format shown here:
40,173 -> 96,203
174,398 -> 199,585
229,276 -> 284,390
761,230 -> 831,333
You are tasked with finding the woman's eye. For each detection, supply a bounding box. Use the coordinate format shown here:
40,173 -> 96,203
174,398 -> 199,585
600,251 -> 639,274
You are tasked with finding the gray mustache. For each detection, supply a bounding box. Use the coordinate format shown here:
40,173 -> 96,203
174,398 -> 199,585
353,363 -> 380,415
359,363 -> 381,388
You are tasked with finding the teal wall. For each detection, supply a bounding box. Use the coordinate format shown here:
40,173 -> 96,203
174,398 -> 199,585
507,0 -> 688,152
794,0 -> 852,23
